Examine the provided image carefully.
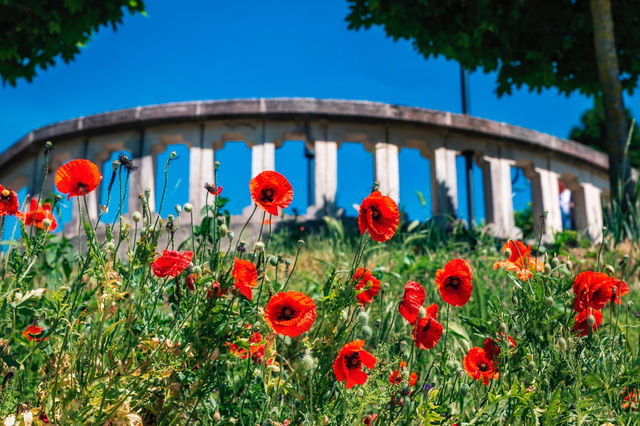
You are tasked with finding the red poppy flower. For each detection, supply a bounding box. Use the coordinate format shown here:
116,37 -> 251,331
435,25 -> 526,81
0,185 -> 19,216
186,273 -> 198,291
352,268 -> 380,307
206,281 -> 227,299
398,281 -> 426,324
55,159 -> 102,200
622,387 -> 639,411
572,307 -> 603,337
264,291 -> 317,337
483,334 -> 517,361
358,191 -> 399,242
412,303 -> 443,350
249,171 -> 293,216
23,198 -> 57,231
226,325 -> 264,363
388,361 -> 418,387
463,347 -> 499,385
363,414 -> 378,425
233,257 -> 258,300
436,258 -> 473,306
23,325 -> 47,342
151,250 -> 193,278
493,240 -> 544,281
572,271 -> 615,312
333,340 -> 377,389
612,278 -> 630,304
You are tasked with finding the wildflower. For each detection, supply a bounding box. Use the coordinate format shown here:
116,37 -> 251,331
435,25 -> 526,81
333,340 -> 377,389
226,325 -> 265,363
389,361 -> 417,387
463,347 -> 498,385
23,199 -> 57,232
151,250 -> 193,278
352,268 -> 380,307
233,258 -> 258,300
358,191 -> 399,242
622,387 -> 639,411
264,291 -> 317,337
362,414 -> 378,425
0,185 -> 19,216
204,183 -> 223,196
398,281 -> 426,324
412,304 -> 443,350
572,271 -> 616,311
249,171 -> 293,215
186,273 -> 198,291
118,153 -> 137,172
611,278 -> 630,305
54,159 -> 102,199
493,240 -> 544,281
206,281 -> 227,299
22,325 -> 47,342
436,258 -> 473,306
572,307 -> 603,337
483,334 -> 517,361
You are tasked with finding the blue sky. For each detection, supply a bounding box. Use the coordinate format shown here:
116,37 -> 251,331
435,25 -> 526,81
0,0 -> 635,228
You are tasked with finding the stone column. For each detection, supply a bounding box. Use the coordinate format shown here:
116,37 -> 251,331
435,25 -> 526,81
313,140 -> 338,208
128,137 -> 155,213
574,182 -> 603,242
251,142 -> 275,178
528,168 -> 562,241
480,156 -> 516,238
189,145 -> 214,217
374,142 -> 400,202
431,147 -> 458,216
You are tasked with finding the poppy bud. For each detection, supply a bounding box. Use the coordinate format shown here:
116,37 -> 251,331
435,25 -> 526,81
552,256 -> 560,267
184,203 -> 193,213
214,161 -> 220,170
268,255 -> 278,266
499,322 -> 508,334
254,241 -> 265,252
132,211 -> 142,222
42,218 -> 52,229
527,360 -> 536,370
587,314 -> 596,327
301,354 -> 315,371
566,260 -> 573,270
418,306 -> 427,319
175,204 -> 182,214
144,188 -> 152,199
112,160 -> 120,171
284,258 -> 292,267
460,383 -> 470,396
219,224 -> 228,237
557,337 -> 567,351
357,310 -> 369,325
44,140 -> 53,149
169,151 -> 177,160
544,296 -> 554,307
361,325 -> 372,339
213,412 -> 221,422
544,263 -> 551,274
604,264 -> 615,275
297,239 -> 305,248
227,231 -> 234,241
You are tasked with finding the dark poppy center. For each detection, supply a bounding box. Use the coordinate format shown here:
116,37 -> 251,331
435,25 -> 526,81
370,205 -> 380,220
277,306 -> 296,321
446,277 -> 461,290
1,189 -> 10,198
479,362 -> 488,372
261,187 -> 276,202
345,352 -> 361,369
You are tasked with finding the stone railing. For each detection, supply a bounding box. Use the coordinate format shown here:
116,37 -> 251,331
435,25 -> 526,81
0,98 -> 609,241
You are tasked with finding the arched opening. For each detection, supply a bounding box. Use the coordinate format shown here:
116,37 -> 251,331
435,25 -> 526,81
155,144 -> 190,218
511,166 -> 533,239
214,141 -> 252,215
275,140 -> 311,216
337,142 -> 374,217
398,147 -> 432,220
558,178 -> 575,231
455,152 -> 486,225
99,150 -> 132,223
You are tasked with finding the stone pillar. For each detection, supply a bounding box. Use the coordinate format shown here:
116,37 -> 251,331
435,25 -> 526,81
313,140 -> 338,208
480,156 -> 516,238
374,142 -> 400,202
431,147 -> 458,216
528,168 -> 562,241
574,182 -> 603,242
128,138 -> 155,213
251,142 -> 275,178
189,145 -> 214,217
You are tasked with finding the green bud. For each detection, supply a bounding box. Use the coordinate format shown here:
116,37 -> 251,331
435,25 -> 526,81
587,314 -> 596,327
132,211 -> 142,222
566,260 -> 573,270
357,310 -> 369,325
460,383 -> 470,396
544,263 -> 551,274
361,325 -> 372,339
301,354 -> 315,371
175,204 -> 182,214
604,264 -> 615,275
183,203 -> 193,213
144,188 -> 151,199
557,337 -> 567,351
268,255 -> 278,267
297,239 -> 305,248
544,296 -> 554,307
527,360 -> 536,370
551,256 -> 560,267
214,161 -> 220,170
254,241 -> 265,252
284,258 -> 292,267
219,223 -> 228,238
169,151 -> 177,160
227,231 -> 234,241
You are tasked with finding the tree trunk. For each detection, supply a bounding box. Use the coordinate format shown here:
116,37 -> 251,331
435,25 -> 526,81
589,0 -> 631,207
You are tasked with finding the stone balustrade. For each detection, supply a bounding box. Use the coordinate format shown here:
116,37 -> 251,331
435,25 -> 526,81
0,98 -> 610,242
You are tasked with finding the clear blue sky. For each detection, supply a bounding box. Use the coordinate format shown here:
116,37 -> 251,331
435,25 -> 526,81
1,0 -> 637,229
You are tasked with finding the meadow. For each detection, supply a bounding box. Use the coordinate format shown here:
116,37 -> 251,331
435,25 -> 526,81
0,146 -> 639,425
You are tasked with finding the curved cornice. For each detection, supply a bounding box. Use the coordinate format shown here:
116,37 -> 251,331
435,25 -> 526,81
0,98 -> 609,171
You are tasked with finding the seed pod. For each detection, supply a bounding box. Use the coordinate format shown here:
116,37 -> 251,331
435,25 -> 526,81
132,211 -> 142,222
254,241 -> 265,252
557,337 -> 567,351
544,296 -> 554,307
357,311 -> 369,325
183,203 -> 193,213
361,325 -> 372,339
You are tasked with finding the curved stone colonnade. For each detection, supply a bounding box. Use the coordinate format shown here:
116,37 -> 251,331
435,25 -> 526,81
0,98 -> 609,242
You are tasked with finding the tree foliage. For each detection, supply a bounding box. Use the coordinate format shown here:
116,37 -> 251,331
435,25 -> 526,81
345,0 -> 640,97
0,0 -> 145,86
570,98 -> 640,168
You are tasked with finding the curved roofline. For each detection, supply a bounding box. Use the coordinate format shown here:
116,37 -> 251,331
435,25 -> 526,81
0,98 -> 609,171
